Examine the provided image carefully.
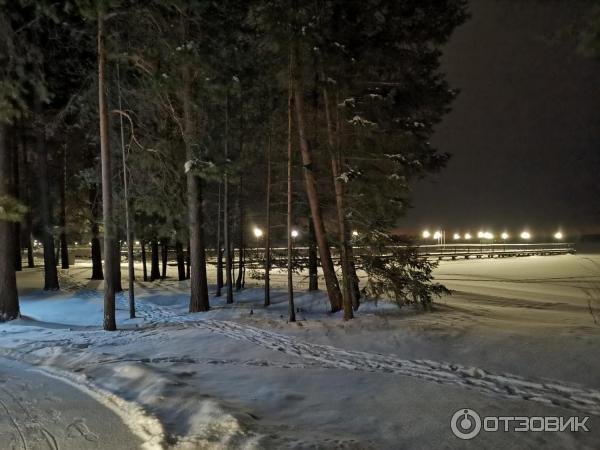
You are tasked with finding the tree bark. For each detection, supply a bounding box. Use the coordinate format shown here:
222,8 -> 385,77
0,123 -> 19,321
321,80 -> 353,320
308,219 -> 318,291
287,50 -> 296,322
264,133 -> 272,307
90,185 -> 104,280
223,91 -> 234,304
161,239 -> 168,279
12,131 -> 22,272
186,240 -> 190,279
141,239 -> 148,281
176,240 -> 186,281
182,63 -> 209,312
98,12 -> 116,330
215,182 -> 223,295
59,145 -> 69,269
235,176 -> 244,291
35,102 -> 59,291
292,46 -> 342,313
150,238 -> 160,281
114,240 -> 123,292
117,63 -> 135,318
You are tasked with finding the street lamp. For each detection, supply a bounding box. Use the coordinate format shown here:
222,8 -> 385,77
520,231 -> 531,240
554,231 -> 563,240
352,230 -> 359,237
291,230 -> 299,239
453,233 -> 461,240
253,227 -> 263,260
464,233 -> 472,240
422,230 -> 431,239
501,232 -> 509,240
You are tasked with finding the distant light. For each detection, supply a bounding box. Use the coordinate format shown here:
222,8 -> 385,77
433,231 -> 442,240
253,227 -> 263,238
484,232 -> 494,240
88,241 -> 92,245
291,230 -> 299,238
520,231 -> 531,240
477,231 -> 484,239
453,233 -> 461,240
422,230 -> 431,238
74,241 -> 78,245
554,231 -> 563,240
352,230 -> 359,237
135,241 -> 140,245
464,233 -> 472,240
501,232 -> 509,240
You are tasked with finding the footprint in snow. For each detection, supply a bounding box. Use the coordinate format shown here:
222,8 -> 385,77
67,419 -> 99,442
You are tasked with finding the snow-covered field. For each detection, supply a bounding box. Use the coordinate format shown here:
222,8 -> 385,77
1,253 -> 599,449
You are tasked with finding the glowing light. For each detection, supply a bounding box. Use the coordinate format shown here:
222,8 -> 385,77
433,231 -> 442,240
422,230 -> 431,239
477,231 -> 484,239
253,227 -> 263,238
554,231 -> 563,240
352,230 -> 359,237
291,230 -> 299,238
74,242 -> 78,245
501,232 -> 509,240
453,233 -> 461,240
464,233 -> 472,240
484,232 -> 494,240
135,241 -> 140,245
520,231 -> 531,240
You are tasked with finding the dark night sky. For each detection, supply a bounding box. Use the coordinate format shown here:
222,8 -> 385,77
403,0 -> 600,236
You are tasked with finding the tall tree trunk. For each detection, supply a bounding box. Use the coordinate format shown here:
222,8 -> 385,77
264,133 -> 272,307
287,50 -> 296,322
215,182 -> 223,296
292,46 -> 342,313
0,124 -> 19,321
141,239 -> 148,281
186,240 -> 190,279
117,63 -> 135,318
59,145 -> 69,269
161,239 -> 168,279
12,129 -> 22,272
90,185 -> 104,280
235,177 -> 244,291
35,101 -> 59,291
321,79 -> 353,320
176,240 -> 186,281
114,240 -> 123,292
150,238 -> 160,281
223,91 -> 234,304
182,63 -> 209,312
308,218 -> 318,291
98,12 -> 116,330
21,126 -> 34,269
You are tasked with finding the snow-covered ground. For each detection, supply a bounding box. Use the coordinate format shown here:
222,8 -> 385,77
1,253 -> 599,448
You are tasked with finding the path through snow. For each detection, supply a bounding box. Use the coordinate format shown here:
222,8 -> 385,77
0,357 -> 143,450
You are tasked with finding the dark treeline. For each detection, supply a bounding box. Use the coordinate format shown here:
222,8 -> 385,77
0,0 -> 468,329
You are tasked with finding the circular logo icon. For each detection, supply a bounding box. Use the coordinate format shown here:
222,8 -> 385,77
451,408 -> 482,440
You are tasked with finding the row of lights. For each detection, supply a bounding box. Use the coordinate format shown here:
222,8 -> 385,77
254,227 -> 361,239
422,230 -> 564,241
253,227 -> 299,239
